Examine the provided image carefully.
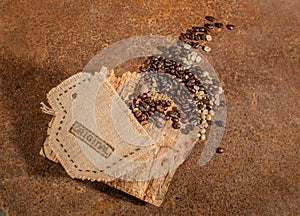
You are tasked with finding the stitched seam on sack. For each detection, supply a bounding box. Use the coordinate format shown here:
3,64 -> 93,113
54,77 -> 141,174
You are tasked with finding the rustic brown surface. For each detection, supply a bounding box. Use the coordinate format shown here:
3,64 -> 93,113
0,0 -> 299,215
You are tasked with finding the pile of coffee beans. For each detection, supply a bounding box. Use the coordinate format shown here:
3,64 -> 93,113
137,55 -> 216,139
128,16 -> 229,140
129,93 -> 182,129
179,16 -> 234,52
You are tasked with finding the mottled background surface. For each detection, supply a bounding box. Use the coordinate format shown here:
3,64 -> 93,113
0,0 -> 299,215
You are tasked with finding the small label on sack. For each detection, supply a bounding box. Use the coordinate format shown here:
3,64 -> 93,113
69,121 -> 114,158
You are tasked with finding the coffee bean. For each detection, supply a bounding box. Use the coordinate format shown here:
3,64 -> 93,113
199,34 -> 206,40
181,129 -> 190,134
181,117 -> 189,124
157,46 -> 167,52
172,117 -> 179,123
142,114 -> 148,120
204,23 -> 214,29
172,122 -> 181,129
205,16 -> 216,22
203,46 -> 211,52
156,105 -> 164,113
214,22 -> 223,28
144,97 -> 151,104
193,42 -> 201,49
216,147 -> 225,153
193,26 -> 206,32
134,110 -> 142,118
141,93 -> 148,99
156,121 -> 163,128
215,120 -> 224,127
141,120 -> 149,126
205,35 -> 212,41
168,111 -> 178,118
226,24 -> 234,30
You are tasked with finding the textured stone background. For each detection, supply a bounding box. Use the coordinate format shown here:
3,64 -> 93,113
0,0 -> 299,215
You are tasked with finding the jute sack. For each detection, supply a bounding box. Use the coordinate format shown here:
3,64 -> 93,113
40,68 -> 194,206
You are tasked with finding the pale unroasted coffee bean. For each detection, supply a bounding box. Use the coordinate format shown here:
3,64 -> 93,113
203,46 -> 211,52
205,35 -> 212,41
134,110 -> 142,118
200,134 -> 206,140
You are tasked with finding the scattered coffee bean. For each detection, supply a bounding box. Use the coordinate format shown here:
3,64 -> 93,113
214,22 -> 224,28
216,147 -> 225,153
204,23 -> 214,29
203,46 -> 211,52
134,110 -> 142,118
179,16 -> 234,53
172,117 -> 180,123
205,16 -> 216,22
226,24 -> 234,30
205,34 -> 212,41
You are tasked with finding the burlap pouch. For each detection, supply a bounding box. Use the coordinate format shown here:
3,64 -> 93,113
40,67 -> 197,206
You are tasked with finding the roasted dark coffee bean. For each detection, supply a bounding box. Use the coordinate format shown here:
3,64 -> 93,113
181,128 -> 189,134
142,114 -> 148,120
157,46 -> 167,52
202,99 -> 210,105
192,26 -> 206,32
134,110 -> 142,118
215,120 -> 224,127
172,117 -> 179,123
186,33 -> 191,39
205,16 -> 216,22
144,97 -> 151,104
216,147 -> 225,153
214,22 -> 224,28
165,115 -> 170,120
141,93 -> 148,99
156,105 -> 164,113
181,117 -> 189,124
204,23 -> 214,29
141,120 -> 149,126
193,42 -> 201,49
167,111 -> 178,118
226,24 -> 234,30
172,122 -> 181,129
220,101 -> 226,107
150,101 -> 156,107
165,100 -> 171,107
197,104 -> 205,110
172,107 -> 178,112
139,104 -> 147,112
156,121 -> 163,128
186,124 -> 195,130
137,115 -> 144,122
